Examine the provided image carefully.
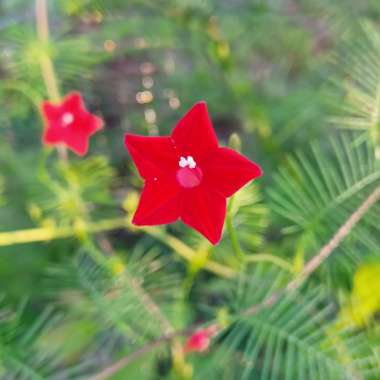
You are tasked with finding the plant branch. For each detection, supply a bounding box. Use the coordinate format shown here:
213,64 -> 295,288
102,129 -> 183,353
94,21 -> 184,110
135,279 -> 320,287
35,0 -> 60,102
0,218 -> 129,246
245,253 -> 293,273
87,329 -> 191,380
243,184 -> 380,317
226,197 -> 244,261
0,218 -> 235,278
93,230 -> 189,376
35,0 -> 67,161
89,184 -> 380,380
89,341 -> 163,380
126,270 -> 173,334
146,227 -> 235,278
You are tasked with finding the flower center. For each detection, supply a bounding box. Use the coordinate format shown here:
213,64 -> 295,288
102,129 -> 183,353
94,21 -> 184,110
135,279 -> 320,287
62,112 -> 74,126
176,156 -> 202,188
179,156 -> 196,169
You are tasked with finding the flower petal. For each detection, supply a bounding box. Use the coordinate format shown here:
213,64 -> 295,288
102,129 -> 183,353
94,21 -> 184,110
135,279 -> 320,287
43,126 -> 63,144
65,130 -> 90,156
75,113 -> 104,135
125,134 -> 177,179
133,177 -> 181,225
171,102 -> 218,160
63,92 -> 83,112
181,187 -> 226,245
203,147 -> 262,197
89,115 -> 104,133
41,101 -> 61,121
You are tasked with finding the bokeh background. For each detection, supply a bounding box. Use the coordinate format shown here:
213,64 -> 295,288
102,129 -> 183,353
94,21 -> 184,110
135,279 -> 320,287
0,0 -> 380,379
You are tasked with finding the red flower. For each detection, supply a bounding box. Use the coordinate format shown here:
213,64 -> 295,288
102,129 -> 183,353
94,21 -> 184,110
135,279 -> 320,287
41,92 -> 103,156
125,102 -> 262,244
184,326 -> 219,353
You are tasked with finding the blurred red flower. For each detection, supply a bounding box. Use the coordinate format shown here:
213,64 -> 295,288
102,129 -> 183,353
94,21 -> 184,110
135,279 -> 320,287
125,101 -> 262,244
41,92 -> 103,156
184,325 -> 219,353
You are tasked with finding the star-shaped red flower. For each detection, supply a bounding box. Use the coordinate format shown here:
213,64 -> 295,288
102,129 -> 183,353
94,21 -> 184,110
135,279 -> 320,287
125,102 -> 262,244
41,92 -> 103,156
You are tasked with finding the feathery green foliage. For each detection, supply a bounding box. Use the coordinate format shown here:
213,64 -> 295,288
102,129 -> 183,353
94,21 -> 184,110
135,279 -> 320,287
194,266 -> 379,380
0,0 -> 380,379
269,135 -> 380,284
0,299 -> 93,379
331,22 -> 380,147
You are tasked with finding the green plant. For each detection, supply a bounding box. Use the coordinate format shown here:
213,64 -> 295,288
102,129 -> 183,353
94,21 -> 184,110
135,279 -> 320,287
0,1 -> 379,379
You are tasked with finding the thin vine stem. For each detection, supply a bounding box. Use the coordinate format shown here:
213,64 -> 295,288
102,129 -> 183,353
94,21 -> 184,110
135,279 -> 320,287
245,253 -> 293,273
35,0 -> 68,162
86,238 -> 191,377
0,217 -> 128,247
35,0 -> 60,101
0,218 -> 235,278
226,196 -> 245,262
244,184 -> 380,316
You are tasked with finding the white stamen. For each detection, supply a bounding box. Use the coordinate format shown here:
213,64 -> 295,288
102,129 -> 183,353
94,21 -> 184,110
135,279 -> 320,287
187,156 -> 196,169
178,155 -> 197,169
179,156 -> 188,168
62,112 -> 74,126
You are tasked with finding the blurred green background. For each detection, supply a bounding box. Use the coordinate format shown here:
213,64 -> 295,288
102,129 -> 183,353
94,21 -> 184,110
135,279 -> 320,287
0,0 -> 380,379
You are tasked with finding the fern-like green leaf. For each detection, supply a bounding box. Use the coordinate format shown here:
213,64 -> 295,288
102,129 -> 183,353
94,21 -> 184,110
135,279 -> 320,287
268,135 -> 380,281
44,243 -> 181,368
195,266 -> 379,380
330,22 -> 380,147
0,299 -> 91,379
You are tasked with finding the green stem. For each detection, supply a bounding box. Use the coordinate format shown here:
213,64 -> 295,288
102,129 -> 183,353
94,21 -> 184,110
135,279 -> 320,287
35,0 -> 60,102
0,217 -> 129,247
35,0 -> 68,162
226,197 -> 244,262
37,148 -> 62,192
0,219 -> 235,278
145,227 -> 235,278
244,254 -> 293,273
